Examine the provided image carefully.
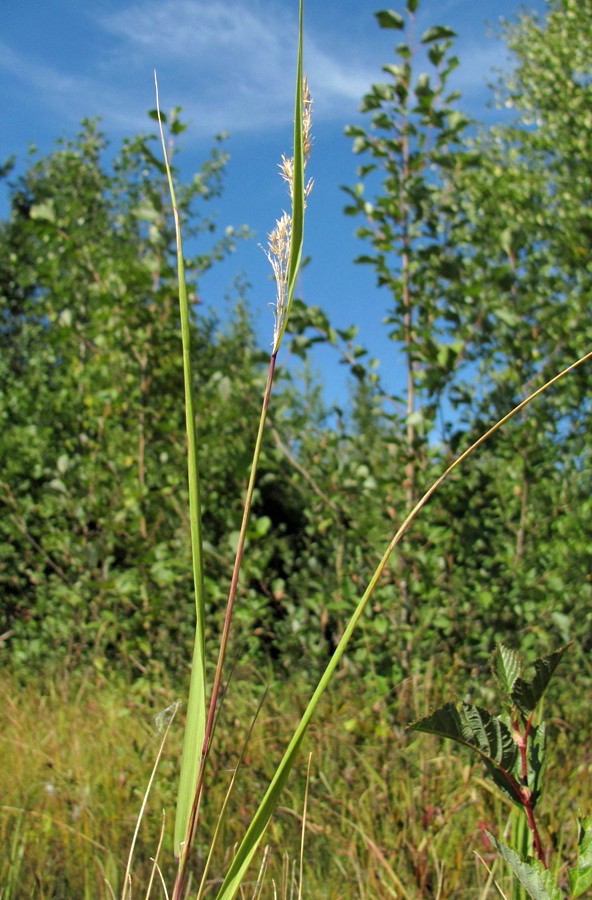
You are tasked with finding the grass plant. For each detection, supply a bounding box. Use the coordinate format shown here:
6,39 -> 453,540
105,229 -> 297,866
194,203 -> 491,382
1,668 -> 590,897
151,1 -> 591,892
2,0 -> 591,896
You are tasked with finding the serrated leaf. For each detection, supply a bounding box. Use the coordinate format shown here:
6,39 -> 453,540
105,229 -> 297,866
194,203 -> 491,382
511,644 -> 571,715
421,25 -> 456,44
460,702 -> 517,769
375,10 -> 404,29
484,758 -> 523,806
409,702 -> 517,772
487,833 -> 562,899
569,815 -> 592,897
493,644 -> 523,697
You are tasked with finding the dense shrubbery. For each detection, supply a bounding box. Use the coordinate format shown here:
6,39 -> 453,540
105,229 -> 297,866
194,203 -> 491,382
1,0 -> 591,692
1,0 -> 591,894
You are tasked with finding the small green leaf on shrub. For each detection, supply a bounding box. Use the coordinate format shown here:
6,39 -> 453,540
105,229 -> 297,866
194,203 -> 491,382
569,815 -> 592,897
421,25 -> 456,44
511,643 -> 571,716
375,10 -> 404,29
486,833 -> 562,899
493,644 -> 523,697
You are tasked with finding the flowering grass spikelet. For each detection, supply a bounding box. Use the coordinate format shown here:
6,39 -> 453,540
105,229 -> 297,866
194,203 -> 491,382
266,77 -> 313,349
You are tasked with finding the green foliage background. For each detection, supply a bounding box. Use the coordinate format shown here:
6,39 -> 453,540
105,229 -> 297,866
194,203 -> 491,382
1,0 -> 591,692
1,0 -> 591,895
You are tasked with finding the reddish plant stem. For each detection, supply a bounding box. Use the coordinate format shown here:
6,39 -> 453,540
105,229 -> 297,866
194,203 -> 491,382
513,715 -> 547,867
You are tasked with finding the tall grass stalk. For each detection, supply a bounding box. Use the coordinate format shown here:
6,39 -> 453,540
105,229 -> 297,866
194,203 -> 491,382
154,74 -> 208,871
156,0 -> 592,893
156,0 -> 309,894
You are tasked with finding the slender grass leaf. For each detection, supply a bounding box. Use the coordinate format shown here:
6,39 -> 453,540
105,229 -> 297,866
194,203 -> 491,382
511,644 -> 571,716
154,76 -> 208,861
569,815 -> 592,898
493,644 -> 523,697
217,346 -> 590,891
486,833 -> 561,900
196,689 -> 268,900
215,4 -> 304,888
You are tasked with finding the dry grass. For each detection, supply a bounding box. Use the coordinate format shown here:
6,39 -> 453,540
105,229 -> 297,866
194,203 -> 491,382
1,666 -> 589,898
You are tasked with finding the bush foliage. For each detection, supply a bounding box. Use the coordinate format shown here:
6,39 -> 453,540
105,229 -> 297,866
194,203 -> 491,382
0,0 -> 590,691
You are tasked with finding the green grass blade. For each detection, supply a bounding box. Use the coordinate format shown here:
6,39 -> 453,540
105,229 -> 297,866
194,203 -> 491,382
196,688 -> 269,900
154,75 -> 208,861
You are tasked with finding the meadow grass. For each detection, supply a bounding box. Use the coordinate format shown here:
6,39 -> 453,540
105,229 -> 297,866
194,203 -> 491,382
2,1 -> 591,895
153,1 -> 592,887
1,665 -> 590,897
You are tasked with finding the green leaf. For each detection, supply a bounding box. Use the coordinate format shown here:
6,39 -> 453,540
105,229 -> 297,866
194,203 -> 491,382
382,63 -> 408,81
487,833 -> 562,899
527,723 -> 547,809
495,307 -> 520,327
421,25 -> 456,44
156,75 -> 208,863
29,200 -> 56,222
569,815 -> 592,897
214,5 -> 306,892
408,701 -> 517,772
375,10 -> 404,29
493,644 -> 523,697
511,644 -> 571,716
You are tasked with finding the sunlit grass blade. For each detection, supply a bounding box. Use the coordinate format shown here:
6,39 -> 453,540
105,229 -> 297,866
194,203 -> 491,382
145,811 -> 167,900
154,74 -> 208,862
216,348 -> 592,897
297,753 -> 312,900
121,702 -> 179,899
196,688 -> 269,900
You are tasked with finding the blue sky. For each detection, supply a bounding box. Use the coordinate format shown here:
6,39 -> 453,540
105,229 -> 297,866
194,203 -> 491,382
1,0 -> 547,408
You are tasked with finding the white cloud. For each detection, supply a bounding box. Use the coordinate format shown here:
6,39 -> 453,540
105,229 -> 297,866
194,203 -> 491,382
96,0 -> 375,132
0,0 -> 512,143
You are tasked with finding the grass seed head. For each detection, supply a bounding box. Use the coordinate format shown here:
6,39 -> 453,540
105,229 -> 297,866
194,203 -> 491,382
267,77 -> 313,346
